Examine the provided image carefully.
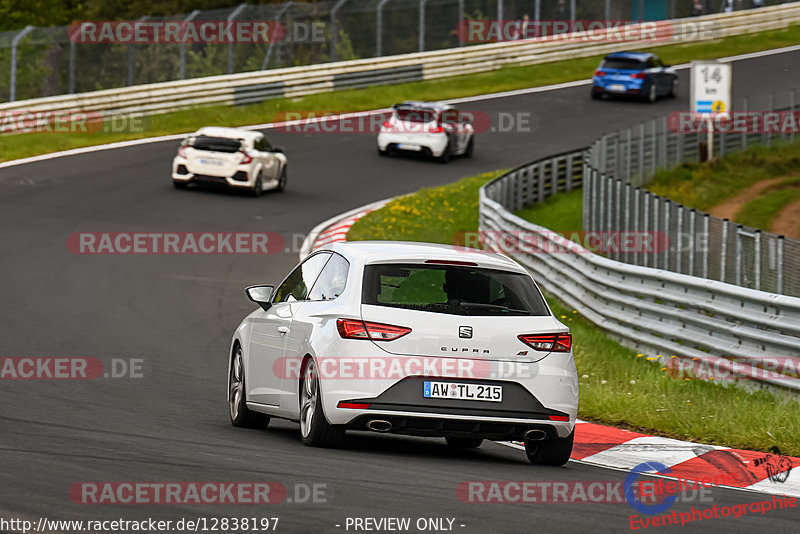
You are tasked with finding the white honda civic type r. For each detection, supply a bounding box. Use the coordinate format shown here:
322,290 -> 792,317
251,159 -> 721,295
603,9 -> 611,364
228,241 -> 578,465
172,126 -> 287,196
377,101 -> 474,163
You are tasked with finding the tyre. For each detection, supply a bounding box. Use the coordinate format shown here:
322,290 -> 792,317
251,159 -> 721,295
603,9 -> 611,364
445,437 -> 483,448
229,345 -> 270,428
300,358 -> 346,447
251,170 -> 263,197
437,139 -> 452,163
276,165 -> 287,192
668,78 -> 678,98
591,89 -> 602,100
464,136 -> 474,158
173,181 -> 188,189
525,430 -> 574,466
378,146 -> 388,157
645,82 -> 657,104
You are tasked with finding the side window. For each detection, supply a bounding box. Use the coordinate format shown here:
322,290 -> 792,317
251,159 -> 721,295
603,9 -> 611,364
273,253 -> 331,303
308,254 -> 350,301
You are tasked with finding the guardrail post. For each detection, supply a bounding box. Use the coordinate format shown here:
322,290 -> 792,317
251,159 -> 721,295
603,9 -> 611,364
566,153 -> 574,190
534,0 -> 540,27
605,0 -> 611,20
741,96 -> 748,151
419,0 -> 429,52
676,205 -> 683,274
652,197 -> 659,269
10,25 -> 35,102
128,16 -> 149,86
263,1 -> 293,69
638,123 -> 645,185
643,191 -> 650,268
754,230 -> 761,291
570,0 -> 576,22
663,199 -> 670,270
777,235 -> 784,294
615,180 -> 622,261
330,0 -> 349,62
720,220 -> 728,283
538,159 -> 547,203
180,10 -> 200,80
227,4 -> 248,74
497,0 -> 503,23
702,213 -> 709,279
626,127 -> 632,182
735,225 -> 743,286
376,0 -> 391,56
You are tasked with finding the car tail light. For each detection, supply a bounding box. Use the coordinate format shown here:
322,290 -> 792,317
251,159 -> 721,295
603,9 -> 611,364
338,402 -> 371,409
178,146 -> 187,158
429,125 -> 444,133
518,333 -> 572,352
594,69 -> 606,77
337,319 -> 411,341
549,414 -> 569,421
240,151 -> 253,164
630,72 -> 646,79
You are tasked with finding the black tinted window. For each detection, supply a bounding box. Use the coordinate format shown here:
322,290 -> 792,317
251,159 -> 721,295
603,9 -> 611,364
273,253 -> 330,303
601,58 -> 644,71
191,135 -> 242,153
362,264 -> 549,316
308,254 -> 349,301
396,109 -> 436,123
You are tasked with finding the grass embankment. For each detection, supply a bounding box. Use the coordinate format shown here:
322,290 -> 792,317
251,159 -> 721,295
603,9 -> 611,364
347,172 -> 800,455
648,140 -> 800,234
3,25 -> 800,162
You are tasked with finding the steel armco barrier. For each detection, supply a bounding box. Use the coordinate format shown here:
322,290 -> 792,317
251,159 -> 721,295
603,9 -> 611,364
478,150 -> 800,394
583,89 -> 800,297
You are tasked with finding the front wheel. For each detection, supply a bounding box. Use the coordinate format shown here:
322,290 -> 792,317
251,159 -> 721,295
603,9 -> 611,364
525,430 -> 573,466
276,165 -> 287,192
251,170 -> 263,197
437,140 -> 452,163
668,78 -> 678,98
464,136 -> 474,158
173,181 -> 188,189
645,82 -> 657,104
300,359 -> 346,447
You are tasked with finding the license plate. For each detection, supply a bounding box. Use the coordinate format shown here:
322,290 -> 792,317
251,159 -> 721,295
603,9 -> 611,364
397,143 -> 421,151
423,381 -> 502,402
608,84 -> 627,93
199,158 -> 224,166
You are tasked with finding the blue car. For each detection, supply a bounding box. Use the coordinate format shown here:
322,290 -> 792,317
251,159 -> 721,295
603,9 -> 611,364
591,52 -> 678,103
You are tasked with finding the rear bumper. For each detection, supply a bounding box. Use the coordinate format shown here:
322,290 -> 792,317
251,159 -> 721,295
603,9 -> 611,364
592,78 -> 644,94
172,158 -> 254,188
377,132 -> 448,157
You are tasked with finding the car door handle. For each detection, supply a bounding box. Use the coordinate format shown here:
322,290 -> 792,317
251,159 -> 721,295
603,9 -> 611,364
277,326 -> 290,335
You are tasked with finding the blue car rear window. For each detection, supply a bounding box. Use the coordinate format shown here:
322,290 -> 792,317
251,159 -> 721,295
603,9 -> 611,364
601,58 -> 644,70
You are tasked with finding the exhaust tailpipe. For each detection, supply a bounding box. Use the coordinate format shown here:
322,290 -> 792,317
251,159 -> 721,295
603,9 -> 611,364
524,429 -> 547,441
366,419 -> 392,433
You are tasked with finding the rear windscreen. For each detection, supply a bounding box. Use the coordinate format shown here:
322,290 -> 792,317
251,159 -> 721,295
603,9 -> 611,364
601,58 -> 644,70
395,109 -> 437,123
190,135 -> 242,153
362,263 -> 549,316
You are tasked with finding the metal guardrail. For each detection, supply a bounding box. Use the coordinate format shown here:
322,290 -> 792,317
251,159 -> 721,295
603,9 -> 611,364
2,4 -> 800,124
479,155 -> 800,393
583,89 -> 800,297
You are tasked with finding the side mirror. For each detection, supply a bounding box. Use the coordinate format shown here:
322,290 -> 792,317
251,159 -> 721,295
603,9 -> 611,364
246,285 -> 274,311
272,146 -> 284,154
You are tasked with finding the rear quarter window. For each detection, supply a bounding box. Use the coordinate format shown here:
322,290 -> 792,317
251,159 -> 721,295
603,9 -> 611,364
601,58 -> 644,70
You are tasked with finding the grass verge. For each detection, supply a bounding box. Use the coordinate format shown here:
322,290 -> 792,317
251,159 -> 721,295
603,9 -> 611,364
3,25 -> 800,162
735,178 -> 800,231
347,171 -> 800,455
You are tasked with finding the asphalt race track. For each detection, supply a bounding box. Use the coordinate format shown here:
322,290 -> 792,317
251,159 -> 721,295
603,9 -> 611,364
1,49 -> 799,533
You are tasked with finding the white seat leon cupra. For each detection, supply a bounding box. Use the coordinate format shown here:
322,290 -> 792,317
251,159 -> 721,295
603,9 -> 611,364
228,241 -> 578,465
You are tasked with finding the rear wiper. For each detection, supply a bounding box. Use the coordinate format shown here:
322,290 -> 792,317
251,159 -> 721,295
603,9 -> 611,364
459,302 -> 527,314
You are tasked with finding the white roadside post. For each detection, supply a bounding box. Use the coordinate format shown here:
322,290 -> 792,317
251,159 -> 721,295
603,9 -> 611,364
691,61 -> 732,162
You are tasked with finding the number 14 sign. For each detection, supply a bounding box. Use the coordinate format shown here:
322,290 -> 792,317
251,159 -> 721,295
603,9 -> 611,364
691,61 -> 732,115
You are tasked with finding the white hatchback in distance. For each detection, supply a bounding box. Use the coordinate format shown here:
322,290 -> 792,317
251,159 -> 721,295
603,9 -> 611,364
377,102 -> 474,163
172,127 -> 287,196
227,241 -> 578,465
